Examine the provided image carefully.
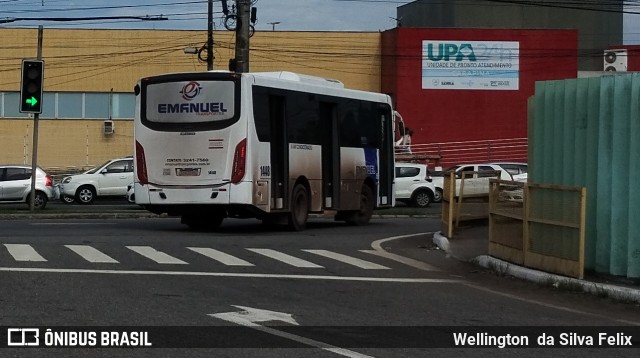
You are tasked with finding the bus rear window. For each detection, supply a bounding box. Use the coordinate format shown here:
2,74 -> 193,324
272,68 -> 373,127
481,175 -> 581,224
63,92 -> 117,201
144,80 -> 236,124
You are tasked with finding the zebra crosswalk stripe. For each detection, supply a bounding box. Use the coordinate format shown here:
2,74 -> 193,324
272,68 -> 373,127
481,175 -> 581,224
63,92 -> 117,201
247,248 -> 323,268
3,244 -> 47,262
0,244 -> 432,272
126,246 -> 188,265
65,245 -> 119,264
187,247 -> 254,266
303,249 -> 390,270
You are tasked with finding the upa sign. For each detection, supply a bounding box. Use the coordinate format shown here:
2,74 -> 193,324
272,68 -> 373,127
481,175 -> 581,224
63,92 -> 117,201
422,41 -> 519,91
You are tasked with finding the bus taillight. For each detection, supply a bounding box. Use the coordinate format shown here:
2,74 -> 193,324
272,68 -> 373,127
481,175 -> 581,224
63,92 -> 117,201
231,138 -> 247,184
135,140 -> 149,185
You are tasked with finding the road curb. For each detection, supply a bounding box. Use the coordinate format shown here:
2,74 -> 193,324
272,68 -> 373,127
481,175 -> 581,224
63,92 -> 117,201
0,212 -> 165,220
473,255 -> 640,304
432,231 -> 640,304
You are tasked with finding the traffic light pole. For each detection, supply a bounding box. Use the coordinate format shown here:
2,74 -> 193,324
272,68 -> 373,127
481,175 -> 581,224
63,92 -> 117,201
207,0 -> 213,71
29,25 -> 43,211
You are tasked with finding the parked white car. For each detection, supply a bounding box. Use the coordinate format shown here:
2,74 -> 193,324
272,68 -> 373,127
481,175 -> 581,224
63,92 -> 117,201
431,163 -> 514,198
394,163 -> 436,207
0,165 -> 55,209
59,157 -> 134,204
490,162 -> 528,182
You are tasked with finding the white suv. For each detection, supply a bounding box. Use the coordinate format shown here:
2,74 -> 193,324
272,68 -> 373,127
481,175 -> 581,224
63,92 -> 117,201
59,157 -> 134,204
394,163 -> 436,207
0,165 -> 54,209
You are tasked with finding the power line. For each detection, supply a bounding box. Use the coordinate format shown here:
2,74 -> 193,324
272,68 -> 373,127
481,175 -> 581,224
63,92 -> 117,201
0,0 -> 207,13
0,15 -> 168,24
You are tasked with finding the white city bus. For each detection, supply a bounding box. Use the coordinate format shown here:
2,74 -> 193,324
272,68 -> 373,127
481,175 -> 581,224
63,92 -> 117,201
134,71 -> 396,230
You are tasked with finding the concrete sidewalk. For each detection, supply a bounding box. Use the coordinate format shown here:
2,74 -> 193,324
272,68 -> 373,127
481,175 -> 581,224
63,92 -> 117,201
431,221 -> 640,304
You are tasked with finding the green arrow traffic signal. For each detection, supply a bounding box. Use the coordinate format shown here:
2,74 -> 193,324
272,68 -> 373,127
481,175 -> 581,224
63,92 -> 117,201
25,96 -> 38,107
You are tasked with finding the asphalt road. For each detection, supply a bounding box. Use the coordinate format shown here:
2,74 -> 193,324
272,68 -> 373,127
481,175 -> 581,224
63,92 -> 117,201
0,198 -> 443,217
1,216 -> 639,357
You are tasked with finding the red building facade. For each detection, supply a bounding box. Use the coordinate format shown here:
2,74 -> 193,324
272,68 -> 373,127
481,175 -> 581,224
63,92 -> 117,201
382,28 -> 578,166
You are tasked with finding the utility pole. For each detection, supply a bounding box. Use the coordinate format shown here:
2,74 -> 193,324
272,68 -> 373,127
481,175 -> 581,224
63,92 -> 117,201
207,0 -> 214,70
234,0 -> 251,73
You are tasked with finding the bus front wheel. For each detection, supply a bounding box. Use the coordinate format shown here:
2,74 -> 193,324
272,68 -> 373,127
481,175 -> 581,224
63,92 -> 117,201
288,184 -> 309,231
346,185 -> 374,226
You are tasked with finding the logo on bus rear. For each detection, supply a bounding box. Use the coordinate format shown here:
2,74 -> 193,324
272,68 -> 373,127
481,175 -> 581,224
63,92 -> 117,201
180,81 -> 202,100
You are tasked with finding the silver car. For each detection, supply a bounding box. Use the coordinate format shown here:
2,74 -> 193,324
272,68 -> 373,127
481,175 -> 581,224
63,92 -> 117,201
0,165 -> 55,209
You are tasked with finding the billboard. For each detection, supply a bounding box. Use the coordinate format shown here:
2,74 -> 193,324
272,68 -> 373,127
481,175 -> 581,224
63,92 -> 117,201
422,41 -> 520,90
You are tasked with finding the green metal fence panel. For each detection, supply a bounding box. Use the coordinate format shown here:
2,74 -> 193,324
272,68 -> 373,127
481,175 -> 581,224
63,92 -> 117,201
629,75 -> 640,278
610,75 -> 631,276
584,77 -> 601,271
596,76 -> 614,274
531,73 -> 640,279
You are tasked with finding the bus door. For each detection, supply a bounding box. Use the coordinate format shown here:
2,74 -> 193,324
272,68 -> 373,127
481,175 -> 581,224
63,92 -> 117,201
269,95 -> 288,209
377,106 -> 394,206
320,102 -> 340,208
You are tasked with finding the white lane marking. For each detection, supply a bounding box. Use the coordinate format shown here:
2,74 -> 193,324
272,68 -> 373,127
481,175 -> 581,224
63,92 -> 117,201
212,305 -> 299,326
360,250 -> 439,272
187,247 -> 254,266
126,246 -> 188,265
464,283 -> 640,326
211,306 -> 372,358
303,249 -> 390,270
371,234 -> 640,325
323,348 -> 373,358
4,244 -> 47,262
247,248 -> 323,268
370,232 -> 432,252
369,232 -> 438,271
0,267 -> 462,283
65,245 -> 119,264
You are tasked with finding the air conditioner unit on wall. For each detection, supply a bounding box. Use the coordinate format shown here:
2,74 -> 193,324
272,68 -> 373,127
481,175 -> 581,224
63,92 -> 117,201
103,120 -> 114,135
603,49 -> 627,72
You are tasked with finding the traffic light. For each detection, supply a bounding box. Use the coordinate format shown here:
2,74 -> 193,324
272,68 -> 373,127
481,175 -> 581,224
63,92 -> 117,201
20,59 -> 44,113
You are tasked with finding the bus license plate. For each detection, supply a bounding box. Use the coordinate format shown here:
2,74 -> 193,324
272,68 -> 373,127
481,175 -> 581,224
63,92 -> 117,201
175,168 -> 201,176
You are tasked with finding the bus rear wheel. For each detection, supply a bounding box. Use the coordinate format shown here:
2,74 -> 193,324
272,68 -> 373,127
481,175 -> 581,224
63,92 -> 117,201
288,184 -> 309,231
346,185 -> 374,226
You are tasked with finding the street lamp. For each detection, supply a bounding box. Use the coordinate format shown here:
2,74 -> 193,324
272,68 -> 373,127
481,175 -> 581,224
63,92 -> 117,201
267,21 -> 280,31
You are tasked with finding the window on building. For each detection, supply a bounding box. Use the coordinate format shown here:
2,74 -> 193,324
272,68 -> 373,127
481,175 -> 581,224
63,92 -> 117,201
0,91 -> 135,119
2,93 -> 29,118
41,93 -> 56,118
85,93 -> 110,119
113,94 -> 135,119
58,93 -> 83,119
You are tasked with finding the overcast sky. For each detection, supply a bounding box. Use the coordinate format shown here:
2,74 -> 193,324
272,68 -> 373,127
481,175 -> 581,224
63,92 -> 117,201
1,0 -> 639,44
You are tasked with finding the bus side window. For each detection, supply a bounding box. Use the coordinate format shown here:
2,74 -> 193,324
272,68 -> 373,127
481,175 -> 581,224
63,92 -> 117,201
339,111 -> 358,147
252,88 -> 271,142
359,101 -> 380,148
286,92 -> 320,145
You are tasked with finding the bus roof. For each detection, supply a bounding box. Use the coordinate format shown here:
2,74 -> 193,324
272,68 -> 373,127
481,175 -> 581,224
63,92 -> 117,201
251,71 -> 344,88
